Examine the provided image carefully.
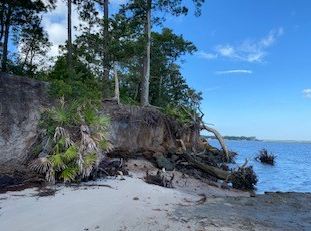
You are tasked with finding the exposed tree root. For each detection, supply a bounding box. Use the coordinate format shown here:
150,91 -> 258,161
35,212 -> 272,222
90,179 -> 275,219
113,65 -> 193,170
182,151 -> 231,180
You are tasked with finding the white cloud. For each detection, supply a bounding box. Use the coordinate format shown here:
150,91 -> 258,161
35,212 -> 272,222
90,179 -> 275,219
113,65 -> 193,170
196,51 -> 218,59
47,23 -> 67,44
260,27 -> 284,47
302,89 -> 311,98
41,0 -> 126,58
205,86 -> 220,91
215,27 -> 284,63
215,69 -> 253,75
41,1 -> 88,57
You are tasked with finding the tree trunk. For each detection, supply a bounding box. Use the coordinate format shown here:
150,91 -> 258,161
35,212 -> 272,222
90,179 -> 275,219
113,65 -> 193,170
67,0 -> 73,72
113,62 -> 120,104
183,151 -> 231,180
201,123 -> 230,161
158,69 -> 163,104
0,3 -> 5,43
102,0 -> 110,98
180,105 -> 230,161
140,0 -> 151,106
21,18 -> 41,72
1,4 -> 11,73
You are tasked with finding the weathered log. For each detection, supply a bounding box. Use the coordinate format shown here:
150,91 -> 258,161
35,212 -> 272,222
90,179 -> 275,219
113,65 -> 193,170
180,105 -> 230,161
182,151 -> 231,180
144,170 -> 174,188
201,123 -> 230,162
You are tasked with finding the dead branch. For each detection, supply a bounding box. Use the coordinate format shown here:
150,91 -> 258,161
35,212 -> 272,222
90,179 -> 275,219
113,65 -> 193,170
176,139 -> 186,152
197,107 -> 230,161
180,105 -> 230,161
201,123 -> 230,161
182,151 -> 231,180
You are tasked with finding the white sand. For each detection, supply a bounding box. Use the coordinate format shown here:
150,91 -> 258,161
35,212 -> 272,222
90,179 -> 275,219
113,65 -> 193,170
0,160 -> 250,231
0,175 -> 201,231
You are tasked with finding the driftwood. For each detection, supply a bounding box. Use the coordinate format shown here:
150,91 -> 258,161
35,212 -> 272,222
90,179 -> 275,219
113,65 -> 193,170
255,148 -> 276,165
197,106 -> 230,161
182,151 -> 231,180
180,105 -> 230,161
201,123 -> 230,161
144,170 -> 174,188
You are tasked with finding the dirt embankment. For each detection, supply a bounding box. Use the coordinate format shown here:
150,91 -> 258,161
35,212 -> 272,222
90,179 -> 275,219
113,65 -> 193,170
101,100 -> 200,156
0,73 -> 50,165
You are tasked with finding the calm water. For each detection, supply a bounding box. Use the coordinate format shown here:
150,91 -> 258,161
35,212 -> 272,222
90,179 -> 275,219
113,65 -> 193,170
208,140 -> 311,194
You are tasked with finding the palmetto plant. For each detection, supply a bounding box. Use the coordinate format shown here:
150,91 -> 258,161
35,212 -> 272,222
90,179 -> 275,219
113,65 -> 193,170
30,97 -> 112,184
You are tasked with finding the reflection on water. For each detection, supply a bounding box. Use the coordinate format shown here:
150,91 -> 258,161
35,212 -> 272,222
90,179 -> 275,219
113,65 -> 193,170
208,140 -> 311,194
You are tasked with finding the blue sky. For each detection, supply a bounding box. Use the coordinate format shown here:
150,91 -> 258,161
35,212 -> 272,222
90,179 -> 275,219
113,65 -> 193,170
159,0 -> 311,140
40,0 -> 311,140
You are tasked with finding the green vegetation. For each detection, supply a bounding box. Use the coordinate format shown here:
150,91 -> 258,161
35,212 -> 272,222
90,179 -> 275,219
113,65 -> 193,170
30,97 -> 112,183
204,135 -> 259,141
0,0 -> 204,122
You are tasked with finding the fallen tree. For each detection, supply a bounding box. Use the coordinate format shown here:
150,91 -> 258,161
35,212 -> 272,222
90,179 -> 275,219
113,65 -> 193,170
180,105 -> 230,161
182,151 -> 231,180
174,139 -> 257,190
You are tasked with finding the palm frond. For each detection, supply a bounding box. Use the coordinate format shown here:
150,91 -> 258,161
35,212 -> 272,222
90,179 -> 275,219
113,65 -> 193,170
48,154 -> 66,171
80,125 -> 98,152
68,99 -> 81,124
53,105 -> 70,125
76,152 -> 84,172
98,139 -> 113,152
57,136 -> 66,146
53,126 -> 70,143
93,131 -> 109,141
65,137 -> 74,148
83,105 -> 97,125
46,168 -> 55,183
60,165 -> 79,183
62,146 -> 78,162
29,157 -> 52,174
82,153 -> 97,177
97,115 -> 111,128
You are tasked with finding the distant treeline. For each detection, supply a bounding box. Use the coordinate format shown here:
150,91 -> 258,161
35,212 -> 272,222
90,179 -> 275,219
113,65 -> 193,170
203,135 -> 259,141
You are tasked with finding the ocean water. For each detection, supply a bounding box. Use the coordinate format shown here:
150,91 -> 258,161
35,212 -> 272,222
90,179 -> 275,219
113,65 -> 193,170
208,140 -> 311,194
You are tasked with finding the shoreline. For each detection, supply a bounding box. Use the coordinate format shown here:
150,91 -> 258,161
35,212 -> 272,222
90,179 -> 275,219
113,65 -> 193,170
1,159 -> 311,231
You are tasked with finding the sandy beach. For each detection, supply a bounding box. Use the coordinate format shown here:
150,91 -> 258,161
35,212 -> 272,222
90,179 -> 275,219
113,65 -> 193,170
1,159 -> 310,231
